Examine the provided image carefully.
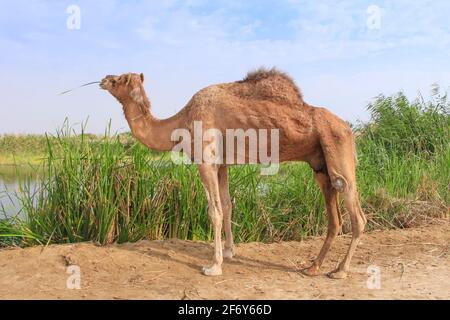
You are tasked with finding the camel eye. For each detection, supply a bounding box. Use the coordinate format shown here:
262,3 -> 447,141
118,76 -> 128,84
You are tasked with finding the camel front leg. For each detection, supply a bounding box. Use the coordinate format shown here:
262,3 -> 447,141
218,165 -> 234,258
199,164 -> 223,276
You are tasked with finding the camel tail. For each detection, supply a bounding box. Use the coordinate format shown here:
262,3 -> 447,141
356,194 -> 367,225
352,132 -> 358,167
351,133 -> 366,224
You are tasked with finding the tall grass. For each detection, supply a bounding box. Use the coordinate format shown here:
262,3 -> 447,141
1,88 -> 448,247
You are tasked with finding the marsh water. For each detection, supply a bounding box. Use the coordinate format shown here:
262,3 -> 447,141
0,165 -> 40,219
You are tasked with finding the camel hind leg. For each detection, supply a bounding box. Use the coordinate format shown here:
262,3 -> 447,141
302,171 -> 343,276
328,152 -> 366,279
317,113 -> 366,279
328,180 -> 366,279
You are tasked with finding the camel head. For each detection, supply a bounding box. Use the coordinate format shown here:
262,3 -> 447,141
100,73 -> 145,103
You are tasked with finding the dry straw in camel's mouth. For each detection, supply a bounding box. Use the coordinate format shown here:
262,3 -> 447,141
59,81 -> 101,95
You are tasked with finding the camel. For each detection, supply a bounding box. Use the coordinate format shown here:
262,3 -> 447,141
99,68 -> 367,279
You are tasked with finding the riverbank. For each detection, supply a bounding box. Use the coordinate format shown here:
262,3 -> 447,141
0,133 -> 103,166
0,134 -> 50,165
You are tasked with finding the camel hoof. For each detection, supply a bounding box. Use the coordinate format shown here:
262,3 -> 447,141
301,265 -> 320,277
202,264 -> 222,276
328,270 -> 348,279
223,248 -> 234,259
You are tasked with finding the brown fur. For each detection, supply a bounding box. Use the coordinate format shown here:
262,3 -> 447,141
239,67 -> 304,103
100,69 -> 366,278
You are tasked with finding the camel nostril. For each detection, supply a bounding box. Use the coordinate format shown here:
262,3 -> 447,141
99,79 -> 109,89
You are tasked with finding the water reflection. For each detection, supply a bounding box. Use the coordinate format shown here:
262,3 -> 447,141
0,165 -> 41,219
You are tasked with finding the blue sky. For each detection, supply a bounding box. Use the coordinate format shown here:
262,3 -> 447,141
1,0 -> 449,134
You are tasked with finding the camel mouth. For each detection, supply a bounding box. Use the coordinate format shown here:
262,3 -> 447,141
99,78 -> 111,90
100,75 -> 117,90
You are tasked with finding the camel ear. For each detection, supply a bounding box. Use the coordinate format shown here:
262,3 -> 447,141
140,73 -> 145,83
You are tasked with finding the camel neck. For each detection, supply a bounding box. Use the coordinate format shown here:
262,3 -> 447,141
122,100 -> 183,152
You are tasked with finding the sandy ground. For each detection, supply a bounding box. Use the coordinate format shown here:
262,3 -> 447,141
0,221 -> 449,300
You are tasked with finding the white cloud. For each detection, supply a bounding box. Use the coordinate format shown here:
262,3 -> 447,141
286,0 -> 450,58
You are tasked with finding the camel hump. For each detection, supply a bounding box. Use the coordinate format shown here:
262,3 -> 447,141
237,67 -> 304,105
241,67 -> 292,83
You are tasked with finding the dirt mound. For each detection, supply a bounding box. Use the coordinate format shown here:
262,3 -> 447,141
0,221 -> 448,299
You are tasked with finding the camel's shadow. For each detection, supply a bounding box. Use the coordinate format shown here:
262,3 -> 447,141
116,240 -> 302,274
